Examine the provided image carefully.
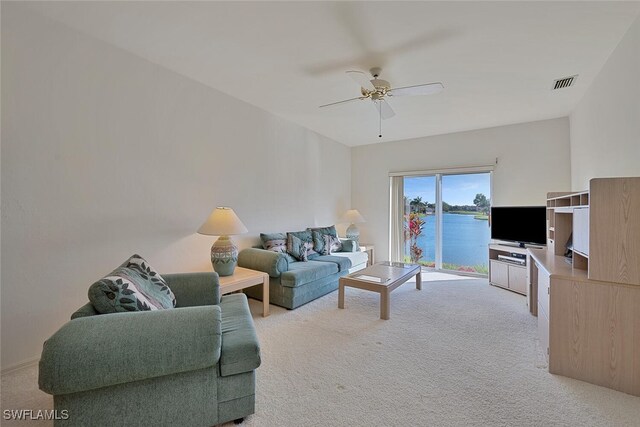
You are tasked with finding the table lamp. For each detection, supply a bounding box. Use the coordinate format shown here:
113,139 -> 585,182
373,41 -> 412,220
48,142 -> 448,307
198,207 -> 248,276
342,209 -> 366,243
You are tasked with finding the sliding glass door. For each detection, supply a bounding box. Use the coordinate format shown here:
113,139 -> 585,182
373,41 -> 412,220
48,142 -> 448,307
391,169 -> 492,276
441,173 -> 491,274
404,175 -> 437,268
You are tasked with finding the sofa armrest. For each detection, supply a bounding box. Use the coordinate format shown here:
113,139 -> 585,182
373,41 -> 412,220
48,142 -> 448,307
164,272 -> 220,307
238,248 -> 289,277
218,294 -> 261,377
339,239 -> 359,252
39,306 -> 221,395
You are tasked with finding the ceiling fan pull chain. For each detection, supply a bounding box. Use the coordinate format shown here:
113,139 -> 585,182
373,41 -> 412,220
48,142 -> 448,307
379,101 -> 382,138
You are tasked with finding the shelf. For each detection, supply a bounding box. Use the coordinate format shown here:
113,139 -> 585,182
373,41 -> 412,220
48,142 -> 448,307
554,205 -> 589,214
528,248 -> 589,281
547,191 -> 589,202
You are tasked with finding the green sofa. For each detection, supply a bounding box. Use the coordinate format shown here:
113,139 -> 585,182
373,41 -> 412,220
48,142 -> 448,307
38,272 -> 260,427
238,239 -> 368,309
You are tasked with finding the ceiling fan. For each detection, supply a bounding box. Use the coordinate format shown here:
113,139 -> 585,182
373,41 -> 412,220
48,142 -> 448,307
319,67 -> 444,137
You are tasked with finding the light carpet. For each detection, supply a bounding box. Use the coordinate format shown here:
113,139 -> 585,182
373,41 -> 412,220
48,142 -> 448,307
2,278 -> 639,426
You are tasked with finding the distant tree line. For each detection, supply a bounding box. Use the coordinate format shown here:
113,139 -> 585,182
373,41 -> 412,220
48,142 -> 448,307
406,193 -> 490,214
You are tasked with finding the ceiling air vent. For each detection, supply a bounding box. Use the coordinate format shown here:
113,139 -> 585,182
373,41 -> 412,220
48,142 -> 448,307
552,75 -> 578,90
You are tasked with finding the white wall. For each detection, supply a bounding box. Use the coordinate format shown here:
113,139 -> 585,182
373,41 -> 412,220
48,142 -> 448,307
351,118 -> 571,259
1,5 -> 351,370
570,15 -> 640,190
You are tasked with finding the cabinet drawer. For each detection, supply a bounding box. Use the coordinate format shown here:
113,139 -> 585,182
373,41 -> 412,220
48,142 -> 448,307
537,266 -> 550,318
490,260 -> 509,288
508,265 -> 527,294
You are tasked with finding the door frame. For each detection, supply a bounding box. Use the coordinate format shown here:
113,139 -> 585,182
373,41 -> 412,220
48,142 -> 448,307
389,165 -> 494,275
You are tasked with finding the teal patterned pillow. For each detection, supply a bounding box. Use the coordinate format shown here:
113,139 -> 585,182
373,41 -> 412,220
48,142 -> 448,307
308,225 -> 337,237
288,230 -> 316,257
88,254 -> 175,314
323,234 -> 343,254
261,232 -> 295,262
312,231 -> 325,254
123,254 -> 176,307
286,233 -> 308,261
309,225 -> 337,253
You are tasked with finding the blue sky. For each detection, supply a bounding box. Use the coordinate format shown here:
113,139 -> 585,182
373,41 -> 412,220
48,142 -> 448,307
404,173 -> 491,206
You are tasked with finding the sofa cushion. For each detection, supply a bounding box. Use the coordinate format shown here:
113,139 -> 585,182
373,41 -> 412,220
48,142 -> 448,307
280,261 -> 339,288
286,233 -> 308,261
313,255 -> 352,272
88,254 -> 175,314
260,232 -> 295,262
219,294 -> 261,377
288,230 -> 316,257
331,251 -> 368,268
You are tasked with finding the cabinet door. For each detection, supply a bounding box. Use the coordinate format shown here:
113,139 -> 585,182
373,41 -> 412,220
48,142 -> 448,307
490,260 -> 509,288
538,307 -> 550,363
573,207 -> 589,256
538,268 -> 550,318
508,265 -> 527,294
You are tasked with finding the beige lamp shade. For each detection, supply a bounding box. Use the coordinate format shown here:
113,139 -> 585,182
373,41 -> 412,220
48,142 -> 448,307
341,209 -> 366,224
197,207 -> 248,236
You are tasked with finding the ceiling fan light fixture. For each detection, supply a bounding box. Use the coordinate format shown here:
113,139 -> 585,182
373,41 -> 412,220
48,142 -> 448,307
371,78 -> 391,90
319,67 -> 445,137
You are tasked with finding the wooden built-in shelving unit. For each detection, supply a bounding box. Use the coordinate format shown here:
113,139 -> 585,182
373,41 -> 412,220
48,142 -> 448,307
528,177 -> 640,397
545,190 -> 590,273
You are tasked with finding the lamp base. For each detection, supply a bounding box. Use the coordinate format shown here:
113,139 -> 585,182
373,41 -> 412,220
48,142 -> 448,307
211,235 -> 238,276
345,223 -> 360,243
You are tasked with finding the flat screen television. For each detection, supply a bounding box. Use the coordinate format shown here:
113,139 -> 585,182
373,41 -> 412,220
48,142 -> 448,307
490,206 -> 547,247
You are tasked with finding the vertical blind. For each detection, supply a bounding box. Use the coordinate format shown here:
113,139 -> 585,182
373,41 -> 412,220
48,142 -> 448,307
389,176 -> 405,262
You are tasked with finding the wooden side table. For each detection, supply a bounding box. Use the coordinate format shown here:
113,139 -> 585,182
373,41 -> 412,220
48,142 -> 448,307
218,267 -> 269,317
360,244 -> 375,266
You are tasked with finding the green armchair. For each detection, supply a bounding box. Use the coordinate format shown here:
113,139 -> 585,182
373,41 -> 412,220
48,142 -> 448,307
38,272 -> 261,426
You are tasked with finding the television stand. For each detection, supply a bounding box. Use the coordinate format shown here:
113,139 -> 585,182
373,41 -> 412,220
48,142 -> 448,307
488,244 -> 528,295
497,241 -> 544,249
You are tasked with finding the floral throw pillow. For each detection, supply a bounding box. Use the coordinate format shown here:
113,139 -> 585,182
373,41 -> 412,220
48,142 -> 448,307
286,233 -> 308,262
261,232 -> 295,262
309,226 -> 337,253
88,254 -> 175,314
322,234 -> 343,255
288,230 -> 316,258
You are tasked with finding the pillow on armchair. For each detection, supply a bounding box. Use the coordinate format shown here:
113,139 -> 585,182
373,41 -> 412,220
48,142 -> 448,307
88,254 -> 176,314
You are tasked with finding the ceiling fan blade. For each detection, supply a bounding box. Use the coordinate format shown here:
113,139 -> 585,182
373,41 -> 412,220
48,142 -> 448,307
346,70 -> 375,90
319,96 -> 367,108
374,99 -> 396,120
388,82 -> 444,97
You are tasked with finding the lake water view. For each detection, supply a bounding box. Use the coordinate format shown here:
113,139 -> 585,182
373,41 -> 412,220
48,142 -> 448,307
406,213 -> 490,273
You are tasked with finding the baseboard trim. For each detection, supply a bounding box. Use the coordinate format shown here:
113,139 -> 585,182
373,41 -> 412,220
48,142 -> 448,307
1,356 -> 40,376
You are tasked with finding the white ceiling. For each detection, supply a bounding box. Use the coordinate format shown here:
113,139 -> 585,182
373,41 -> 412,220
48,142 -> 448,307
23,1 -> 640,146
